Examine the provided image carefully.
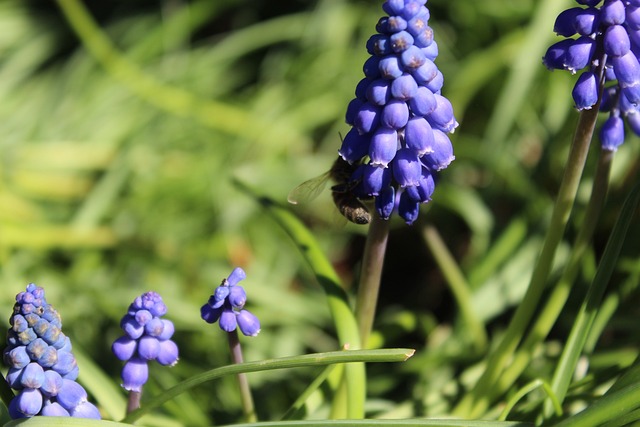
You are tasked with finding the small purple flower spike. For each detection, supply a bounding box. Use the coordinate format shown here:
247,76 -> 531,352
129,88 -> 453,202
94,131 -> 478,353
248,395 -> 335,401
338,0 -> 458,224
201,267 -> 261,337
112,292 -> 179,392
2,284 -> 101,419
545,0 -> 640,150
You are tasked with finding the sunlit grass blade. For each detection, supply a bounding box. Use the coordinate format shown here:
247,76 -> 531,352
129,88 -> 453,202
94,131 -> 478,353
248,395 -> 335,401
544,183 -> 640,416
122,349 -> 414,424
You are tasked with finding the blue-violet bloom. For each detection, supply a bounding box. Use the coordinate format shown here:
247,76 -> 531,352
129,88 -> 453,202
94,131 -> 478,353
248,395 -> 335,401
112,292 -> 179,392
2,283 -> 101,419
339,0 -> 458,224
201,267 -> 261,337
544,0 -> 640,151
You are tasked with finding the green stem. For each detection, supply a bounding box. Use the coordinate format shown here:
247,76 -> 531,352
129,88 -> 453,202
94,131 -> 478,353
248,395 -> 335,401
493,148 -> 613,401
228,330 -> 257,423
422,225 -> 487,352
355,214 -> 390,349
453,105 -> 600,418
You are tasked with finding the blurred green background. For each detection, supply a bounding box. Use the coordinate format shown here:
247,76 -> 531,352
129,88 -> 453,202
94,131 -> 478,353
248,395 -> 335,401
1,0 -> 639,424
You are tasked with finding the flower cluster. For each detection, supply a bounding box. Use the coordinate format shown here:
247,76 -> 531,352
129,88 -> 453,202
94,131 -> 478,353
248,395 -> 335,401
339,0 -> 457,224
112,292 -> 179,392
201,267 -> 261,337
2,284 -> 101,419
543,0 -> 640,150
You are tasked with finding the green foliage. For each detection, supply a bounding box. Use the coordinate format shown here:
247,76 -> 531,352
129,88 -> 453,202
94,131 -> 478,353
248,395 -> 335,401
1,0 -> 640,426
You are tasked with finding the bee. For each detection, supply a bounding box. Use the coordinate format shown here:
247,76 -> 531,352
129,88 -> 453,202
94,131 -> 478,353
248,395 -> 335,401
288,157 -> 371,225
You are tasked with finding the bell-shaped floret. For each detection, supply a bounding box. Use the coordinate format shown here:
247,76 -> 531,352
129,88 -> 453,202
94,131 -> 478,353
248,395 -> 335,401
237,310 -> 261,337
600,114 -> 625,151
121,357 -> 149,392
572,71 -> 598,110
369,127 -> 399,167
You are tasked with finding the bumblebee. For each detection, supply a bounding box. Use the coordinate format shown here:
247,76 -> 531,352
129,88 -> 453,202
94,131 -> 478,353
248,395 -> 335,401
288,157 -> 371,225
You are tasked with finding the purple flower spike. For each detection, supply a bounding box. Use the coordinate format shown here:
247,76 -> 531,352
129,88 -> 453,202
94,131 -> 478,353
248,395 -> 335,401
546,0 -> 640,149
332,0 -> 457,223
113,291 -> 179,394
201,268 -> 261,337
3,284 -> 100,419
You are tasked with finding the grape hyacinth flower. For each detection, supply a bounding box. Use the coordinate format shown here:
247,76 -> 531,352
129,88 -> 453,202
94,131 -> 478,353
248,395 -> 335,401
543,0 -> 640,151
2,283 -> 101,419
112,291 -> 179,404
200,267 -> 261,337
201,267 -> 259,422
339,0 -> 458,224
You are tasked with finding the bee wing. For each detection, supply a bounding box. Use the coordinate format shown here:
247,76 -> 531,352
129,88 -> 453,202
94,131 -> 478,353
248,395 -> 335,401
287,172 -> 331,205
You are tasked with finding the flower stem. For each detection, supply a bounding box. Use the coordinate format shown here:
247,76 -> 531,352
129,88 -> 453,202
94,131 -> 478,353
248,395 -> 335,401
127,391 -> 142,414
355,213 -> 390,349
228,330 -> 257,423
453,105 -> 600,418
490,147 -> 613,403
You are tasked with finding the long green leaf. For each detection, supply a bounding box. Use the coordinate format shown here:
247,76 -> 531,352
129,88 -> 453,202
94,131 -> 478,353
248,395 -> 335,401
122,349 -> 413,423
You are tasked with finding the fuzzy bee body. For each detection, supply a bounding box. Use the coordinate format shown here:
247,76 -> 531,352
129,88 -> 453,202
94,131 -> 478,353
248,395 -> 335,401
288,157 -> 371,225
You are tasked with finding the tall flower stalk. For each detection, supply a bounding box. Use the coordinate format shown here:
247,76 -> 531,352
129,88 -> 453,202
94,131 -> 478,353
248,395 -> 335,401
339,0 -> 458,347
201,267 -> 260,422
455,0 -> 636,417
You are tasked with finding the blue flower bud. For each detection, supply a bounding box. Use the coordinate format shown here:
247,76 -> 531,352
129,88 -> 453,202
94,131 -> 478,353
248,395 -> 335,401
144,317 -> 165,337
422,129 -> 455,171
543,39 -> 573,70
427,94 -> 458,132
70,401 -> 101,419
404,117 -> 435,156
426,70 -> 444,93
237,310 -> 261,337
121,315 -> 144,339
219,309 -> 237,332
383,0 -> 404,16
366,79 -> 391,106
21,362 -> 45,389
422,41 -> 438,61
573,72 -> 599,111
382,99 -> 410,129
379,55 -> 404,79
409,86 -> 437,116
367,34 -> 392,56
52,351 -> 77,377
158,319 -> 175,340
565,36 -> 596,73
574,8 -> 600,36
134,309 -> 153,326
11,314 -> 28,333
387,15 -> 408,32
41,370 -> 63,397
369,127 -> 399,167
391,73 -> 419,100
627,5 -> 640,30
138,336 -> 161,360
355,103 -> 381,134
601,0 -> 625,26
228,286 -> 247,309
604,25 -> 630,57
411,58 -> 438,85
363,164 -> 392,195
200,304 -> 222,324
401,45 -> 427,69
416,171 -> 436,202
612,51 -> 640,85
5,346 -> 30,369
37,346 -> 58,368
339,128 -> 370,163
363,56 -> 382,79
401,1 -> 423,21
393,149 -> 422,187
554,8 -> 581,37
600,114 -> 625,151
121,357 -> 148,392
355,78 -> 371,99
227,267 -> 247,286
41,400 -> 70,416
398,190 -> 420,224
56,379 -> 87,411
626,111 -> 640,135
376,186 -> 396,219
6,367 -> 24,389
390,30 -> 415,53
15,388 -> 43,417
345,98 -> 363,125
157,340 -> 179,366
213,285 -> 230,307
26,338 -> 48,361
621,84 -> 640,104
